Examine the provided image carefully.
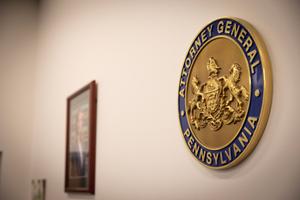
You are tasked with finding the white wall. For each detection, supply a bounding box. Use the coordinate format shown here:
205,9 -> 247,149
0,1 -> 37,200
1,0 -> 300,200
0,152 -> 2,192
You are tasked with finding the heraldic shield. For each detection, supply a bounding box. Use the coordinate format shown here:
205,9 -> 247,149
187,57 -> 249,131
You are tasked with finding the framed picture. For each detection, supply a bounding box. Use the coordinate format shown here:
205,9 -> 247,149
65,81 -> 97,194
32,179 -> 46,200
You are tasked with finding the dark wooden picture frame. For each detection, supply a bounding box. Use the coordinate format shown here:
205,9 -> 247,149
65,81 -> 97,194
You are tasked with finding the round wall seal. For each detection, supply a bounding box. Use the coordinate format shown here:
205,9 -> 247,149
178,17 -> 272,169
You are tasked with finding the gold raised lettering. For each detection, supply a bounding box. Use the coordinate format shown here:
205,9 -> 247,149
248,49 -> 257,63
180,79 -> 185,86
213,153 -> 219,165
244,126 -> 252,136
192,142 -> 200,157
185,57 -> 191,68
238,28 -> 246,44
188,136 -> 194,149
238,132 -> 249,148
250,59 -> 260,74
231,23 -> 240,38
189,46 -> 196,59
207,24 -> 213,37
217,21 -> 224,33
194,37 -> 201,50
243,36 -> 253,52
183,129 -> 190,138
181,68 -> 187,76
199,148 -> 206,162
201,30 -> 207,43
248,116 -> 258,129
225,20 -> 232,34
220,152 -> 227,164
206,152 -> 212,165
179,88 -> 185,97
225,148 -> 232,161
233,143 -> 241,157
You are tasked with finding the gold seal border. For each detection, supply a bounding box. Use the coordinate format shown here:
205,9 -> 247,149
178,17 -> 273,169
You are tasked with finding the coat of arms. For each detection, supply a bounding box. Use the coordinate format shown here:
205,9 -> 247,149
178,18 -> 272,169
187,57 -> 249,131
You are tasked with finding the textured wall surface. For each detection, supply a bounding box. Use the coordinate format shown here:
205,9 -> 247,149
1,0 -> 300,200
